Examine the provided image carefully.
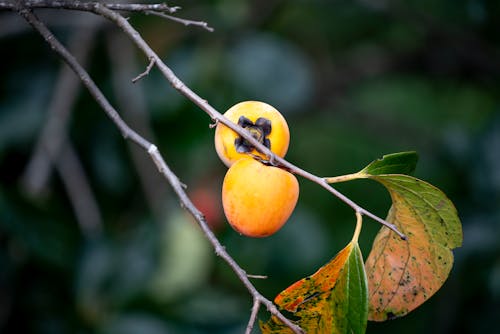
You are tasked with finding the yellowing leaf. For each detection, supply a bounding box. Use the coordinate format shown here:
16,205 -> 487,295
261,240 -> 368,334
364,174 -> 462,321
325,152 -> 463,321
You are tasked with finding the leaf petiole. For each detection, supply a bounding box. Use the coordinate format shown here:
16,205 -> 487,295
352,211 -> 363,244
324,172 -> 364,184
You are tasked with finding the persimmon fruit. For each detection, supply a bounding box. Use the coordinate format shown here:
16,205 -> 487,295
215,101 -> 290,167
222,158 -> 299,237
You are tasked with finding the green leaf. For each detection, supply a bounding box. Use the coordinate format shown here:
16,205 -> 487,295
260,241 -> 368,334
325,152 -> 419,184
364,174 -> 462,321
359,151 -> 418,176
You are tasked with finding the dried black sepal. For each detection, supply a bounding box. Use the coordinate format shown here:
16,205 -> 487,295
234,116 -> 272,153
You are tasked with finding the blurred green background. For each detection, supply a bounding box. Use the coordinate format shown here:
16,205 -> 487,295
1,0 -> 499,333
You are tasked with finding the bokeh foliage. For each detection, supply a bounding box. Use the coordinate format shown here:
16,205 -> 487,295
1,0 -> 499,333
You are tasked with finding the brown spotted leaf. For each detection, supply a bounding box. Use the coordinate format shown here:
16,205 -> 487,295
363,174 -> 462,321
260,240 -> 368,334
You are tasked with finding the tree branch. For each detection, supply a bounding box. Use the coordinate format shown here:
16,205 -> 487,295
0,1 -> 212,32
2,0 -> 179,13
15,5 -> 303,334
86,2 -> 407,240
246,298 -> 261,334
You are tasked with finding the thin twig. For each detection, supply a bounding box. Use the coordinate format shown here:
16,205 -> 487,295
247,274 -> 268,279
246,298 -> 261,334
146,10 -> 214,32
131,56 -> 155,83
16,6 -> 303,334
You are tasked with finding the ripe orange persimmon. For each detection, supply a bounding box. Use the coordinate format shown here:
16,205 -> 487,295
215,101 -> 290,167
222,158 -> 299,237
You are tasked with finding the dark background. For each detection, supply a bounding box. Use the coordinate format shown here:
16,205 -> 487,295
1,0 -> 499,333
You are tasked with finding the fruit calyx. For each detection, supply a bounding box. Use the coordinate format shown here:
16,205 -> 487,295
234,116 -> 272,153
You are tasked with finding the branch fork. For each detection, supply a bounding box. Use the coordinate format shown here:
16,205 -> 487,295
132,56 -> 155,83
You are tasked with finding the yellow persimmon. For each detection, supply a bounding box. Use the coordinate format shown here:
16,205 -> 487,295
215,101 -> 290,167
222,158 -> 299,237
